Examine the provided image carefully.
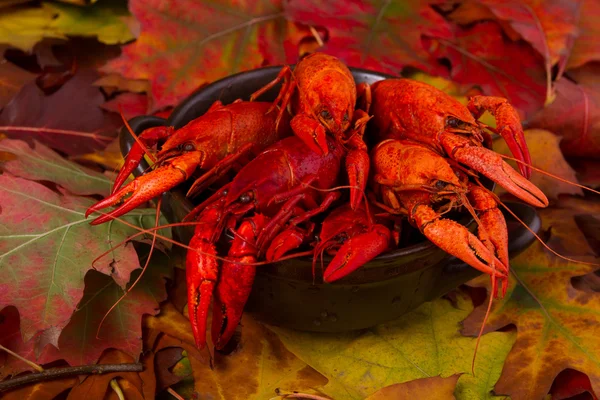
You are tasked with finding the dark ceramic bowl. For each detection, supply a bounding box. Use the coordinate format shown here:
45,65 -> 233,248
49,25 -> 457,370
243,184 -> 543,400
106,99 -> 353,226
120,66 -> 541,332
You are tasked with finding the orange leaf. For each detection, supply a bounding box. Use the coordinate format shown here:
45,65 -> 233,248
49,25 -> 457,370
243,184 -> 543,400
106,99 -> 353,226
365,374 -> 460,400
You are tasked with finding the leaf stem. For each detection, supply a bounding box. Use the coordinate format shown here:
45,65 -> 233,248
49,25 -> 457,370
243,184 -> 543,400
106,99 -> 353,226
0,126 -> 113,142
0,344 -> 44,372
0,363 -> 143,393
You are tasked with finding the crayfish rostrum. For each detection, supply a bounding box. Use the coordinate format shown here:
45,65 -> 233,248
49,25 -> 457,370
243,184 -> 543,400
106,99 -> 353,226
86,52 -> 556,352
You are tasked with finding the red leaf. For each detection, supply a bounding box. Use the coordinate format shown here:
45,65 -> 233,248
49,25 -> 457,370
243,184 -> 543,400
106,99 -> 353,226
0,56 -> 37,109
476,0 -> 581,72
551,368 -> 599,400
101,92 -> 149,121
429,21 -> 547,118
285,0 -> 453,74
567,0 -> 600,69
0,69 -> 121,156
44,258 -> 171,366
0,174 -> 169,343
527,64 -> 600,158
102,0 -> 296,111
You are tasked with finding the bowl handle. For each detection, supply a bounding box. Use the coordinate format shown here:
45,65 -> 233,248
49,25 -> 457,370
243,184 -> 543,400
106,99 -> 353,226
118,115 -> 168,178
443,201 -> 542,274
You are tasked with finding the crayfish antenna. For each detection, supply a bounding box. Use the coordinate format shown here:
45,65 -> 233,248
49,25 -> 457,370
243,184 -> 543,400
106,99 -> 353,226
496,154 -> 600,196
96,198 -> 163,339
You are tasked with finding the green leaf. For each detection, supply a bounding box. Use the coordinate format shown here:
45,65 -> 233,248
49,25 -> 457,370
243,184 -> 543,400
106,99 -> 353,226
0,138 -> 112,196
269,291 -> 516,400
0,1 -> 133,52
45,0 -> 134,46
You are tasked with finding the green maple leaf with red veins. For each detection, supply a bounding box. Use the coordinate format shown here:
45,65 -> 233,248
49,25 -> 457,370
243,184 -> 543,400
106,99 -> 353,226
0,174 -> 170,343
429,21 -> 547,119
462,197 -> 600,400
102,0 -> 296,111
285,0 -> 452,74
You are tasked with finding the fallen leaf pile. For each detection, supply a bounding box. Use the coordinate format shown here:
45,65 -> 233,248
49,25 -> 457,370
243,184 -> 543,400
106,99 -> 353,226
0,0 -> 598,399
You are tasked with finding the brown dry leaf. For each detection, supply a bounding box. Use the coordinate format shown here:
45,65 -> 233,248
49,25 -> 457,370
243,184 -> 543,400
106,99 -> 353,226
66,349 -> 149,400
93,73 -> 150,94
145,302 -> 327,399
1,376 -> 78,400
493,129 -> 583,200
366,374 -> 460,400
71,137 -> 124,172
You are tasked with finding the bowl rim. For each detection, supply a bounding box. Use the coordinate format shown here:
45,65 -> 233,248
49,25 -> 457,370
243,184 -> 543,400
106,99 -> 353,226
120,64 -> 496,263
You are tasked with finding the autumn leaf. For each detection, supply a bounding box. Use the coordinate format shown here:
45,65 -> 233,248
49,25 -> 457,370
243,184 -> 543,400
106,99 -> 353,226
45,0 -> 134,46
0,6 -> 65,53
0,56 -> 36,109
0,138 -> 112,196
0,174 -> 171,343
462,198 -> 600,400
71,137 -> 125,172
527,64 -> 600,158
428,21 -> 547,118
366,375 -> 460,400
102,0 -> 297,111
462,0 -> 581,81
492,129 -> 583,200
270,291 -> 516,400
0,69 -> 121,156
144,302 -> 328,399
0,1 -> 132,53
285,0 -> 452,75
567,0 -> 600,70
101,92 -> 149,120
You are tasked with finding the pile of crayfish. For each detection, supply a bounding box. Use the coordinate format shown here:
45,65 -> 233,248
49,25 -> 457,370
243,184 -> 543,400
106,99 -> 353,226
86,52 -> 549,351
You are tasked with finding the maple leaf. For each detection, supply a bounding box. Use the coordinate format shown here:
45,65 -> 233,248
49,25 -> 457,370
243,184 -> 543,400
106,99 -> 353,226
527,64 -> 600,158
492,129 -> 583,200
0,6 -> 65,53
0,138 -> 112,197
0,69 -> 121,156
366,375 -> 460,400
144,302 -> 328,399
0,174 -> 171,343
427,21 -> 547,119
462,198 -> 600,400
285,0 -> 453,74
270,291 -> 516,399
102,0 -> 297,111
567,0 -> 600,70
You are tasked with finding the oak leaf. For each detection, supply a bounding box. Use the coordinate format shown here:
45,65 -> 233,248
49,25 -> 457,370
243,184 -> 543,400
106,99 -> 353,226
462,198 -> 600,400
270,291 -> 516,399
366,375 -> 460,400
285,0 -> 453,75
102,0 -> 298,111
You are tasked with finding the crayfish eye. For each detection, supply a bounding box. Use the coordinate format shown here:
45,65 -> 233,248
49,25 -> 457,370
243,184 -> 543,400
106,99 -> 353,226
434,180 -> 447,190
239,192 -> 252,203
183,143 -> 195,151
320,109 -> 332,120
446,117 -> 463,129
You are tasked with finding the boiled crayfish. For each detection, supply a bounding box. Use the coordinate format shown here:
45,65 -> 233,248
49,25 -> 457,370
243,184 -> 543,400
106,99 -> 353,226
251,52 -> 371,209
86,101 -> 291,224
86,52 -> 557,353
